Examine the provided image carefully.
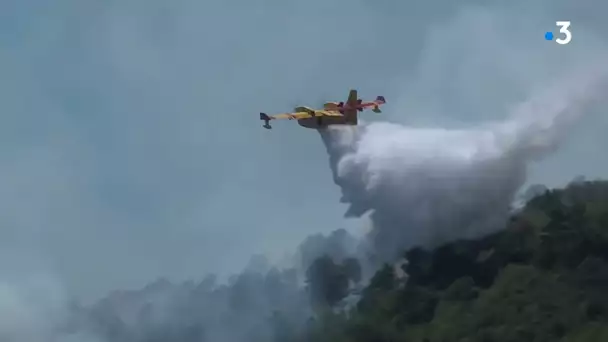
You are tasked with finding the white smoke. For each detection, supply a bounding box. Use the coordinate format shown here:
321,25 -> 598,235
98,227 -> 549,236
0,275 -> 69,341
320,63 -> 608,264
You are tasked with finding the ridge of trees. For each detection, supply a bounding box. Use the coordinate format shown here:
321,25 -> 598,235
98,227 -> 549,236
299,180 -> 608,342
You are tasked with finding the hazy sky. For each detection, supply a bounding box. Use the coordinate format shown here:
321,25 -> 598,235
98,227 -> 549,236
1,0 -> 607,300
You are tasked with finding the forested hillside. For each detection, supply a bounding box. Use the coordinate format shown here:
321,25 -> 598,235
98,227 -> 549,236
72,180 -> 608,342
298,180 -> 608,342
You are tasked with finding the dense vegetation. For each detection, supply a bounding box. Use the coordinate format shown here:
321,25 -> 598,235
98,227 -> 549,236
298,180 -> 608,342
72,180 -> 608,342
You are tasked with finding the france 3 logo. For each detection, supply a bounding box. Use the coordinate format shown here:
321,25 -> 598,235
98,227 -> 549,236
545,21 -> 572,45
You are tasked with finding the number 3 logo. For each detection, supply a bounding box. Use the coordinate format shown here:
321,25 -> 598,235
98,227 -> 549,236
555,21 -> 572,45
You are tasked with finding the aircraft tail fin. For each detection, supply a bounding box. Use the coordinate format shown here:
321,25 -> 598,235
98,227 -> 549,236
260,113 -> 272,129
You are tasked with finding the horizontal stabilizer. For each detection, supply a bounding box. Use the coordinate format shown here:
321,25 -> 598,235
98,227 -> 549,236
260,112 -> 272,129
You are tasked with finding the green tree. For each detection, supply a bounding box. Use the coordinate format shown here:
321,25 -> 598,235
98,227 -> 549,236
306,255 -> 350,307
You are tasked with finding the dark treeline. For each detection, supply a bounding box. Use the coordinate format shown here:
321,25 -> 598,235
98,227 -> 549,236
298,180 -> 608,342
64,180 -> 608,342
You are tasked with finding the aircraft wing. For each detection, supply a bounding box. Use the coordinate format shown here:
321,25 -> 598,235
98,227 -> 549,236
316,110 -> 343,117
260,110 -> 342,129
267,110 -> 342,120
270,112 -> 314,120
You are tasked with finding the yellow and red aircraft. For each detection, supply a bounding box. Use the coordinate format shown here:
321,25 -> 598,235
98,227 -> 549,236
259,89 -> 386,129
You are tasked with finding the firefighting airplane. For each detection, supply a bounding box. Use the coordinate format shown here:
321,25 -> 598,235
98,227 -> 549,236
259,89 -> 385,129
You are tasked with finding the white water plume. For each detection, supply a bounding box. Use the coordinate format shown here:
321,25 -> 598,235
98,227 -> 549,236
321,64 -> 608,264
